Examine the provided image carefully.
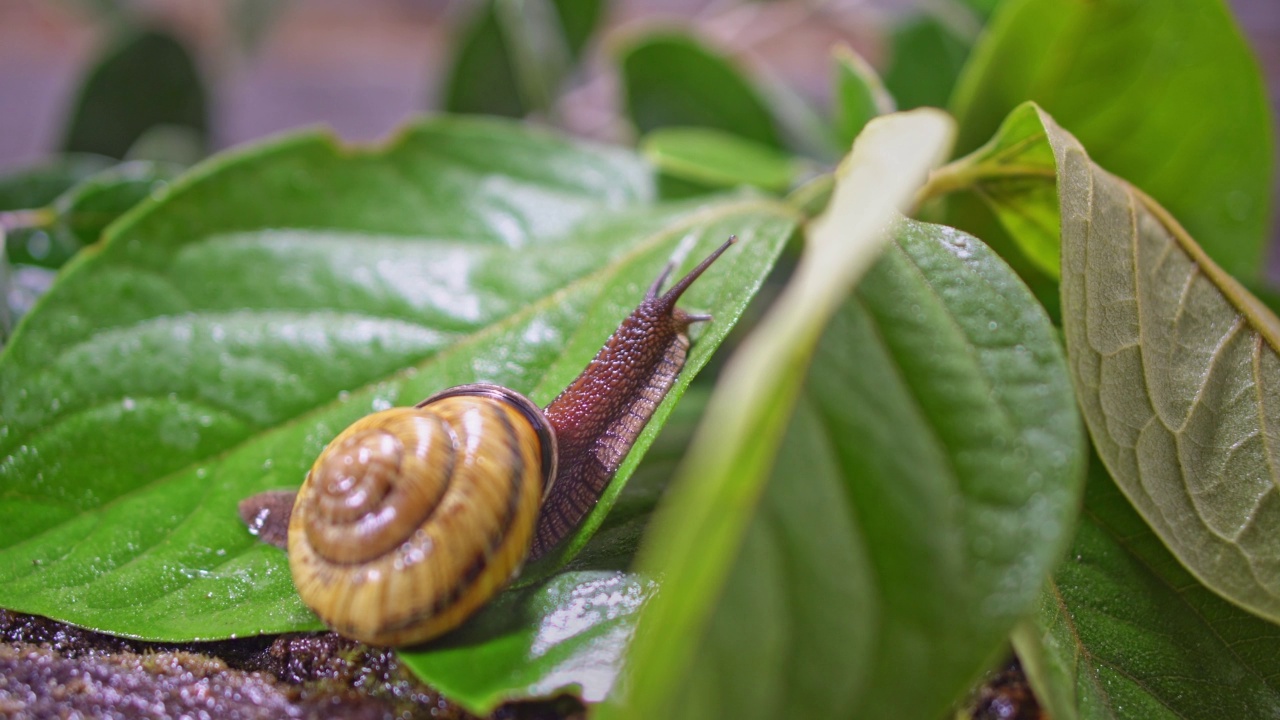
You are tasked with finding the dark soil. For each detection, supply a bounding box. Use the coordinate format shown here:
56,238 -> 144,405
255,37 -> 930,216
965,657 -> 1044,720
0,610 -> 584,719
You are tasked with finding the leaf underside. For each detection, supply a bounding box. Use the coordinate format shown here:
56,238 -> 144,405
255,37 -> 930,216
1054,106 -> 1280,623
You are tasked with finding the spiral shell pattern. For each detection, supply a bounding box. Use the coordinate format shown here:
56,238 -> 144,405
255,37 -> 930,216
288,385 -> 554,646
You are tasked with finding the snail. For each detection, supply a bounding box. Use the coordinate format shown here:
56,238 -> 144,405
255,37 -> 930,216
240,236 -> 737,646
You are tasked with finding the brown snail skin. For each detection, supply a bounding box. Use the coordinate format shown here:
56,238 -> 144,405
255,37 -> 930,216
282,236 -> 737,647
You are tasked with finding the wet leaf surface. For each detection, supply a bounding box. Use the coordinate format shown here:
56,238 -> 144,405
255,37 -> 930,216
0,117 -> 796,663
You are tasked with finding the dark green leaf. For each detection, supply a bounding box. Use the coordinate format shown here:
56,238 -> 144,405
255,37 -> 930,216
831,45 -> 895,149
954,0 -> 1002,20
665,220 -> 1083,719
403,569 -> 656,713
63,30 -> 209,159
949,0 -> 1273,281
548,0 -> 604,61
1014,459 -> 1280,719
882,14 -> 973,111
442,0 -> 574,119
618,33 -> 782,149
52,161 -> 181,249
0,118 -> 798,646
641,127 -> 797,193
441,3 -> 526,118
5,161 -> 181,270
0,155 -> 114,212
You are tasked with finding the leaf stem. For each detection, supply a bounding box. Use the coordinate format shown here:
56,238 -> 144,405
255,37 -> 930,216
916,158 -> 1057,205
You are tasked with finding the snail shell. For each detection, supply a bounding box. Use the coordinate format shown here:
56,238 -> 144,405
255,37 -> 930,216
287,385 -> 555,646
277,236 -> 736,646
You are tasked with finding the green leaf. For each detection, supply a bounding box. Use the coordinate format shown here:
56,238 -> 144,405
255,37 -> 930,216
1013,458 -> 1280,719
618,32 -> 783,149
398,388 -> 708,714
0,156 -> 111,290
442,0 -> 579,120
63,30 -> 209,159
950,0 -> 1274,281
680,220 -> 1084,720
955,0 -> 1002,19
831,45 -> 895,150
598,109 -> 968,719
0,155 -> 114,212
0,117 -> 798,643
1054,105 -> 1280,622
928,103 -> 1060,278
640,127 -> 797,193
441,2 -> 528,118
882,13 -> 974,111
5,161 -> 181,270
403,569 -> 656,713
52,162 -> 181,248
548,0 -> 604,61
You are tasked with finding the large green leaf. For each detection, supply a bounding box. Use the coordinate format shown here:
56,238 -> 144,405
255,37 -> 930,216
1013,458 -> 1280,719
0,118 -> 798,643
949,0 -> 1274,281
618,32 -> 783,149
1052,105 -> 1280,621
670,219 -> 1084,720
5,161 -> 180,270
601,107 -> 1059,717
63,30 -> 209,160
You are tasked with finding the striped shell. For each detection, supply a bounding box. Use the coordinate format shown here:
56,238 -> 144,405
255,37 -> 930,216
287,384 -> 556,646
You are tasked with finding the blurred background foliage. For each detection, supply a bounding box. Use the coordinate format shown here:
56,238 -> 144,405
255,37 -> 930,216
1,0 -> 1276,334
1,0 -> 1276,391
1,0 -> 1275,200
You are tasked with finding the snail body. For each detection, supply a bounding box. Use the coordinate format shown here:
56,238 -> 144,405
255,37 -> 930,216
286,237 -> 736,646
